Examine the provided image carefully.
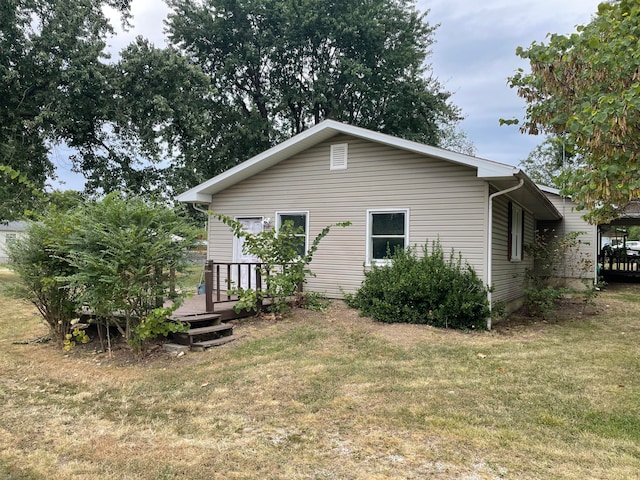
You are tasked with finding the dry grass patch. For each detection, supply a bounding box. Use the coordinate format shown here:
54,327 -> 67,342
1,270 -> 639,479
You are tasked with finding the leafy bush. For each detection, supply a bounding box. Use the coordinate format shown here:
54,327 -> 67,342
66,193 -> 198,350
7,209 -> 82,343
345,241 -> 490,329
8,193 -> 197,353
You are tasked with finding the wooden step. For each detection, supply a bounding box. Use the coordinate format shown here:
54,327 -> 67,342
172,313 -> 221,325
172,322 -> 235,347
185,324 -> 233,336
191,335 -> 240,351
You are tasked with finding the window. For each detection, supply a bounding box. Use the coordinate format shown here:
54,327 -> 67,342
508,202 -> 524,261
330,143 -> 348,170
276,211 -> 308,257
5,233 -> 16,245
367,209 -> 409,263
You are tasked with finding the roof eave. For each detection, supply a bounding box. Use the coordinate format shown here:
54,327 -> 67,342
176,120 -> 523,202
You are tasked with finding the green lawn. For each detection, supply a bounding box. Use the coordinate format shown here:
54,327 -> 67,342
1,269 -> 639,479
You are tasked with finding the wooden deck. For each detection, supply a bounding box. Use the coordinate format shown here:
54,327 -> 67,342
172,292 -> 262,321
165,261 -> 301,349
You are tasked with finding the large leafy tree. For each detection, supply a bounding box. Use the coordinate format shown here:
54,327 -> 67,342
1,0 -> 217,216
3,0 -> 464,219
0,0 -> 132,220
94,38 -> 215,194
166,0 -> 461,167
508,0 -> 640,223
519,135 -> 583,188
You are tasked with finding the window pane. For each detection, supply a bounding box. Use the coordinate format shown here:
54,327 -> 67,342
372,237 -> 405,259
372,213 -> 405,235
292,238 -> 305,257
279,214 -> 306,231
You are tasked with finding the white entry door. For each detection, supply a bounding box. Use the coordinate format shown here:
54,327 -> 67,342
232,217 -> 263,290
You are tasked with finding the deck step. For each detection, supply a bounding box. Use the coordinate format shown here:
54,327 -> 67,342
172,313 -> 221,325
191,335 -> 240,350
185,324 -> 233,336
171,321 -> 235,348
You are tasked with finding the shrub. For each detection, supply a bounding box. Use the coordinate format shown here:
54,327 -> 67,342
345,241 -> 490,329
523,229 -> 598,318
7,209 -> 82,343
66,193 -> 198,350
9,193 -> 198,353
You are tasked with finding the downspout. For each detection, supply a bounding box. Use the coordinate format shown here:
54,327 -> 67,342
486,177 -> 525,330
192,203 -> 209,215
192,202 -> 211,259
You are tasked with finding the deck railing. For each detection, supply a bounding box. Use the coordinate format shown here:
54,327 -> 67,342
598,253 -> 640,275
202,260 -> 302,312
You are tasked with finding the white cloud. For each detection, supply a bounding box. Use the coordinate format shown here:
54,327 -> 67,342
421,0 -> 602,164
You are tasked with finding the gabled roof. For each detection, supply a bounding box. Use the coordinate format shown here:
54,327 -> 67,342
0,221 -> 27,231
176,120 -> 561,220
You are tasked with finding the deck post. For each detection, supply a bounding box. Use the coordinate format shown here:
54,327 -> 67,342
256,264 -> 263,311
216,264 -> 221,302
205,260 -> 214,313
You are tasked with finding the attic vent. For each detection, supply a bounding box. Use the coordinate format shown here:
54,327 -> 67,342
330,143 -> 348,170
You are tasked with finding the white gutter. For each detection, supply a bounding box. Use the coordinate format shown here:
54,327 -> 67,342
486,178 -> 525,330
192,203 -> 209,215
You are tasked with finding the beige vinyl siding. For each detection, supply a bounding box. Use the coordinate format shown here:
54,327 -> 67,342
207,134 -> 488,298
540,193 -> 597,280
490,195 -> 535,307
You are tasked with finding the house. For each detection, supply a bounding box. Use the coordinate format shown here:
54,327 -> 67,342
0,221 -> 27,264
177,120 -> 596,321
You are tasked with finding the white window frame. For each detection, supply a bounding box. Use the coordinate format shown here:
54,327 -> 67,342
510,203 -> 523,262
366,208 -> 410,265
276,211 -> 309,255
330,143 -> 348,170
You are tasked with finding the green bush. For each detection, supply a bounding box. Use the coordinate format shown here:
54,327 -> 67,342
7,210 -> 81,343
66,193 -> 198,350
8,193 -> 198,353
345,241 -> 489,329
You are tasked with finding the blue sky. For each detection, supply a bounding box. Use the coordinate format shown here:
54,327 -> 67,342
422,0 -> 602,164
52,0 -> 603,190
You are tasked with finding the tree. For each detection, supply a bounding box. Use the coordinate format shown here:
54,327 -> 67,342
507,0 -> 640,223
437,123 -> 476,156
91,38 -> 217,194
519,135 -> 583,187
2,0 -> 463,218
0,0 -> 133,220
166,0 -> 461,166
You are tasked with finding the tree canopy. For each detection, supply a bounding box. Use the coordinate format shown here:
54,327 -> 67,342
1,0 -> 132,220
165,0 -> 461,165
519,135 -> 582,188
2,0 -> 464,221
508,0 -> 640,223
